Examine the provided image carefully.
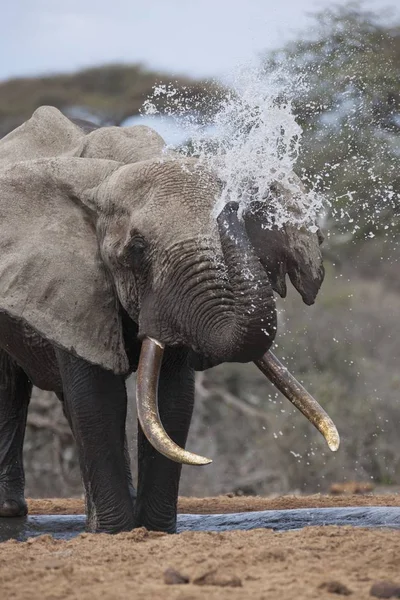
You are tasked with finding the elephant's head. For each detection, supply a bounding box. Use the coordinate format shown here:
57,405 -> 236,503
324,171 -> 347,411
94,158 -> 279,370
244,175 -> 325,306
0,107 -> 337,467
89,158 -> 334,463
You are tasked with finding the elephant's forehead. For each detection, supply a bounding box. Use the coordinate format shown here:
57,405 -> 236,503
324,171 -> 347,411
152,161 -> 221,200
141,193 -> 219,238
105,158 -> 223,236
141,162 -> 221,223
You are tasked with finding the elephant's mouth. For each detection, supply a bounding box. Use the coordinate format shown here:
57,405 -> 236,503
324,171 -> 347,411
135,337 -> 340,466
186,349 -> 216,371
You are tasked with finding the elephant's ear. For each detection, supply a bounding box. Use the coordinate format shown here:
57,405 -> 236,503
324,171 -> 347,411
0,106 -> 83,166
244,179 -> 325,305
0,156 -> 130,374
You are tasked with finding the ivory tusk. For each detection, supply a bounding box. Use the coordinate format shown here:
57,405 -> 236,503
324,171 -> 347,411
136,337 -> 212,466
255,351 -> 340,452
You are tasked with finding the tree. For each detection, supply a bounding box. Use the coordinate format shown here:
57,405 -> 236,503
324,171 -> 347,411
264,2 -> 400,240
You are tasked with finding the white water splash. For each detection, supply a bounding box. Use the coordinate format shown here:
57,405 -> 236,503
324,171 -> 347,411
142,65 -> 325,230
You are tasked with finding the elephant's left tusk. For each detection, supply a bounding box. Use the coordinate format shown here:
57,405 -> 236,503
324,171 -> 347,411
136,337 -> 212,466
255,351 -> 340,452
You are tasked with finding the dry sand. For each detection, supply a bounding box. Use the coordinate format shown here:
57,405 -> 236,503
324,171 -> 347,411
0,495 -> 398,600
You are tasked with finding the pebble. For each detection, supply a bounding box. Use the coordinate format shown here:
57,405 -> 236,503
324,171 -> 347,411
370,581 -> 400,598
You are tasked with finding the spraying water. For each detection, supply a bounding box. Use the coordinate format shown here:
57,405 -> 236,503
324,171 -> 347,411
142,65 -> 325,230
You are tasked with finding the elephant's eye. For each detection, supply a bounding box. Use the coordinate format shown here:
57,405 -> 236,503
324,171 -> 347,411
124,235 -> 148,270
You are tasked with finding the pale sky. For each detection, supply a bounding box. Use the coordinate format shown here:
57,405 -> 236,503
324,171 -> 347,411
1,0 -> 394,82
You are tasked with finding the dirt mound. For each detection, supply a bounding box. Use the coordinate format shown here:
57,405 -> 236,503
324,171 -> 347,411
1,524 -> 400,599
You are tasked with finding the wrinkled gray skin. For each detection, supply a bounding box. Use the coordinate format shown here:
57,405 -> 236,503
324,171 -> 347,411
0,108 -> 324,533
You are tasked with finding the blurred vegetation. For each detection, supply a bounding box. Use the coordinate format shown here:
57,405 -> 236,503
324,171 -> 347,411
0,63 -> 224,138
2,3 -> 400,497
264,2 -> 400,240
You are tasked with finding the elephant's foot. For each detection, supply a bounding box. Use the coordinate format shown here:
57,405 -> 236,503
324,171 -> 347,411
0,470 -> 27,517
0,493 -> 27,517
134,503 -> 177,534
85,513 -> 136,534
85,493 -> 136,534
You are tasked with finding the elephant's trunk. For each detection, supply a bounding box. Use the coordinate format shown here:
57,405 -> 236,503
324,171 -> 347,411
136,204 -> 340,464
139,202 -> 276,368
204,201 -> 277,365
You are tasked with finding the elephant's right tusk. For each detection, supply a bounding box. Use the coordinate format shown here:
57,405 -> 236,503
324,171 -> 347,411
136,337 -> 212,466
255,351 -> 340,452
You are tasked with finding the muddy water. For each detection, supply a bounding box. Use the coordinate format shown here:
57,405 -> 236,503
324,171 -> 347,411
1,505 -> 400,542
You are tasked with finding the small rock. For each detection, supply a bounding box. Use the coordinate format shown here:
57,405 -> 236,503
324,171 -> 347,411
370,581 -> 400,598
319,581 -> 352,595
193,569 -> 242,588
164,568 -> 189,585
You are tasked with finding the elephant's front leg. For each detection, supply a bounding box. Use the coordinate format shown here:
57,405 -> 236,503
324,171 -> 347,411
0,351 -> 32,517
135,348 -> 194,533
55,349 -> 135,533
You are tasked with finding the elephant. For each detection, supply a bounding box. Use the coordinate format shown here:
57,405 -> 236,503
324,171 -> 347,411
0,106 -> 338,533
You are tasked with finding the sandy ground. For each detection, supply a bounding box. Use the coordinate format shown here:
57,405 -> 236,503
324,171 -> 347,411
0,495 -> 399,600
